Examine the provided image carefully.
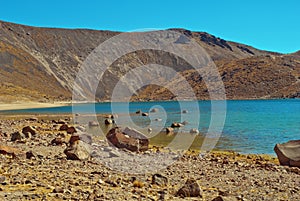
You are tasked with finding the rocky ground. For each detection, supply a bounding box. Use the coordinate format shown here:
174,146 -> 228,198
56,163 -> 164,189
0,115 -> 299,201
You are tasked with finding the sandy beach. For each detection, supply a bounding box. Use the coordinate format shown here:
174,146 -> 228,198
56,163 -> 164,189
0,102 -> 70,111
0,114 -> 299,200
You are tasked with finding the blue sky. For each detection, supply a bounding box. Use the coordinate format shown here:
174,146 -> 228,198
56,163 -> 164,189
0,0 -> 299,53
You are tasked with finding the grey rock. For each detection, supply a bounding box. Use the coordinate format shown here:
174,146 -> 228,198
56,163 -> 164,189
274,140 -> 300,167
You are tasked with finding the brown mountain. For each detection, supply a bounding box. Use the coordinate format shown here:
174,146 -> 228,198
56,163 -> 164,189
0,20 -> 299,103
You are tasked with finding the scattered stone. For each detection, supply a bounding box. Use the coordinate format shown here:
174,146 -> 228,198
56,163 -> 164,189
212,196 -> 238,201
26,117 -> 38,121
148,128 -> 152,133
106,127 -> 149,152
171,122 -> 184,128
190,128 -> 199,134
11,131 -> 24,141
176,178 -> 202,198
142,112 -> 149,116
155,118 -> 162,121
152,174 -> 168,186
274,140 -> 300,167
182,110 -> 188,114
166,127 -> 174,134
88,121 -> 99,127
136,110 -> 142,114
75,125 -> 86,132
22,126 -> 37,136
64,141 -> 91,160
57,119 -> 66,124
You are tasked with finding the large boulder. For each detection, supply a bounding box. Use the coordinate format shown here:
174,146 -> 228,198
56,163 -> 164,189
106,127 -> 149,152
274,140 -> 300,167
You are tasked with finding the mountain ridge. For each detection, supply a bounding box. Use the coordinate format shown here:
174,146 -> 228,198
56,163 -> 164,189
0,20 -> 299,102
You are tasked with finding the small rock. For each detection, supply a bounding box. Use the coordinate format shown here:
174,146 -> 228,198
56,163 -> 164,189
136,110 -> 142,114
155,118 -> 162,121
64,141 -> 91,160
26,151 -> 35,159
51,137 -> 64,146
171,122 -> 184,128
104,119 -> 114,125
0,145 -> 21,157
142,112 -> 149,116
66,126 -> 77,134
152,174 -> 168,186
182,110 -> 188,114
59,124 -> 69,131
53,187 -> 64,193
176,178 -> 202,198
182,121 -> 189,125
190,128 -> 199,134
150,108 -> 159,113
148,128 -> 152,133
212,196 -> 238,201
88,121 -> 99,127
0,176 -> 6,184
22,126 -> 37,136
11,131 -> 24,142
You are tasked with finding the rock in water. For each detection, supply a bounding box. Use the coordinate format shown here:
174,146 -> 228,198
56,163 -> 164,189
106,127 -> 149,152
166,127 -> 174,134
104,119 -> 114,125
171,122 -> 184,128
274,140 -> 300,167
176,178 -> 202,198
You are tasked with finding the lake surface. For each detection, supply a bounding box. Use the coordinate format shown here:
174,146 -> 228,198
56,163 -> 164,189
2,99 -> 300,155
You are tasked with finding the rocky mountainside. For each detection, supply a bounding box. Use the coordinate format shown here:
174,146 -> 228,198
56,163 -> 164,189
0,20 -> 299,102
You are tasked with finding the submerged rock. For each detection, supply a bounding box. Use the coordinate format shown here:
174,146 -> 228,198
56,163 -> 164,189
106,127 -> 149,152
171,122 -> 184,128
274,140 -> 300,167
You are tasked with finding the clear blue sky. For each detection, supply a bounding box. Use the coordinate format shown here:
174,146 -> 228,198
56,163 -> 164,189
0,0 -> 299,53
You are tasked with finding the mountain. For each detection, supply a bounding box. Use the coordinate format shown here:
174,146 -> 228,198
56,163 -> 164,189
0,20 -> 299,102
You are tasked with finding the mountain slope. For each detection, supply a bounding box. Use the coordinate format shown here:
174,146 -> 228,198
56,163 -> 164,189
0,20 -> 299,102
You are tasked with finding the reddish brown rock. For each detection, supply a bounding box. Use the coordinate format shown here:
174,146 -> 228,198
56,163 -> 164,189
64,140 -> 91,160
66,126 -> 77,134
274,140 -> 300,167
59,124 -> 69,131
22,126 -> 37,136
106,127 -> 149,152
176,178 -> 202,198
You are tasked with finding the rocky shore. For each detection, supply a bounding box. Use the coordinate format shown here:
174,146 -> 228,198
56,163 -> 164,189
0,115 -> 299,200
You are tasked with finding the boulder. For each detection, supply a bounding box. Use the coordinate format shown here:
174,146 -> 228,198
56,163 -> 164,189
106,127 -> 149,152
22,126 -> 37,136
64,140 -> 91,160
176,178 -> 202,198
274,140 -> 300,167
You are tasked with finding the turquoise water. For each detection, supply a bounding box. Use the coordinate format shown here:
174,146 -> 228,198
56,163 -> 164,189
2,99 -> 300,155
